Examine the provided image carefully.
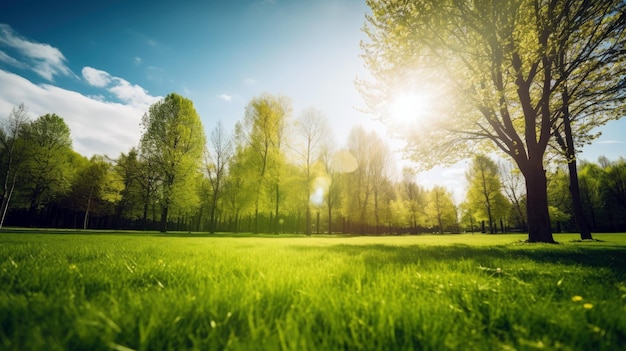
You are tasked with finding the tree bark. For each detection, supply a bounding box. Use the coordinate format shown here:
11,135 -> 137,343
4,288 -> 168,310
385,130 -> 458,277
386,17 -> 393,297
524,165 -> 555,243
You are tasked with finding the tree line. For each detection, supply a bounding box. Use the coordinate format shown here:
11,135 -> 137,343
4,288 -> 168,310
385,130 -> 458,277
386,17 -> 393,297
1,96 -> 624,234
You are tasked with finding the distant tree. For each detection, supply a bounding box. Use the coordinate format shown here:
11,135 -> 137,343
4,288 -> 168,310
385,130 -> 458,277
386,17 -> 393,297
345,127 -> 391,233
578,162 -> 604,231
140,93 -> 206,232
292,107 -> 331,235
360,0 -> 626,242
547,167 -> 574,231
70,155 -> 123,229
222,148 -> 254,232
400,168 -> 426,234
424,186 -> 456,234
465,155 -> 509,234
599,157 -> 626,230
113,148 -> 144,227
19,113 -> 74,224
369,135 -> 393,234
205,121 -> 234,233
319,142 -> 344,234
0,104 -> 30,228
499,161 -> 527,232
235,94 -> 290,233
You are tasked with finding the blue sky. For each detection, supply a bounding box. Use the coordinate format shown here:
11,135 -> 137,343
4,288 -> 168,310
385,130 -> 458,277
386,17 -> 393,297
1,0 -> 625,199
0,0 -> 376,156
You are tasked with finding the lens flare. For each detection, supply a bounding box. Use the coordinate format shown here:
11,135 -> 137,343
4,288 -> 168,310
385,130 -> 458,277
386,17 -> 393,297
309,176 -> 331,206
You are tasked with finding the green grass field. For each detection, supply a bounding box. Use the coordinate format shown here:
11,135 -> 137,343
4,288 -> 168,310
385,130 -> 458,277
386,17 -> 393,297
1,231 -> 625,350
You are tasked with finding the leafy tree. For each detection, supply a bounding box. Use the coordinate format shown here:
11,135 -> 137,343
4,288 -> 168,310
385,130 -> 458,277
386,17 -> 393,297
578,161 -> 605,230
549,1 -> 626,239
140,93 -> 206,232
70,155 -> 123,229
19,113 -> 74,224
400,168 -> 426,233
0,104 -> 30,228
465,155 -> 509,234
222,148 -> 254,232
235,94 -> 291,233
424,186 -> 457,234
360,0 -> 626,242
113,148 -> 145,227
599,157 -> 626,230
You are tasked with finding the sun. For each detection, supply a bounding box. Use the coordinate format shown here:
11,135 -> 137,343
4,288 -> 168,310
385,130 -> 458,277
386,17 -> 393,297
389,91 -> 431,125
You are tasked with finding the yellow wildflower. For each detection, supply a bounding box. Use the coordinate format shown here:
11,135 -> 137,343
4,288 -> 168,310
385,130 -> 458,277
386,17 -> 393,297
571,295 -> 583,302
583,303 -> 593,309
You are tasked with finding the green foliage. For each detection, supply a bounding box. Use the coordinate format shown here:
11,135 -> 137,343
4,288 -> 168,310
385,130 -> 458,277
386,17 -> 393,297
465,155 -> 510,233
69,155 -> 123,229
17,113 -> 74,212
1,232 -> 625,350
140,93 -> 206,231
113,148 -> 146,221
235,94 -> 291,232
424,186 -> 457,233
360,0 -> 626,242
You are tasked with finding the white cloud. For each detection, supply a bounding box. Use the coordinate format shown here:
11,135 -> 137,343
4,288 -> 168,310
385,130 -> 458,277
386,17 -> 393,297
81,66 -> 160,110
109,77 -> 160,110
217,94 -> 233,102
134,56 -> 142,65
0,69 -> 154,157
0,49 -> 26,68
0,23 -> 72,81
82,66 -> 111,87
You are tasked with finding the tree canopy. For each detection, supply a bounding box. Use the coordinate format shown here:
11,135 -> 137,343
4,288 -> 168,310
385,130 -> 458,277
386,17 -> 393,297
140,93 -> 206,232
360,0 -> 626,242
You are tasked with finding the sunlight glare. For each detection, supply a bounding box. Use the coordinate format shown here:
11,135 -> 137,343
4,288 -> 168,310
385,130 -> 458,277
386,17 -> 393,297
389,91 -> 431,125
310,176 -> 331,207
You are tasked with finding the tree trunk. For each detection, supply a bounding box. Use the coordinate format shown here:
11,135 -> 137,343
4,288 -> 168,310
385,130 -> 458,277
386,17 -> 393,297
316,210 -> 320,234
306,205 -> 311,236
327,204 -> 332,234
0,170 -> 18,229
524,166 -> 555,243
274,183 -> 280,234
566,159 -> 593,239
83,195 -> 92,230
160,206 -> 169,233
558,49 -> 593,241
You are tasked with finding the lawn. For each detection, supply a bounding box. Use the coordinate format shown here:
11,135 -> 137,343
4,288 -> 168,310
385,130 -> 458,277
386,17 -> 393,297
0,231 -> 625,350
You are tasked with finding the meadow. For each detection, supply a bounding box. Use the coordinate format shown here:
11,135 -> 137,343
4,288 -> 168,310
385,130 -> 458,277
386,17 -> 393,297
0,231 -> 625,350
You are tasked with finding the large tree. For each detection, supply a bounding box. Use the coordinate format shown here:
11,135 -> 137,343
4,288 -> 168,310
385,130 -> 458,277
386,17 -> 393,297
235,94 -> 291,233
140,93 -> 206,233
19,113 -> 74,224
361,0 -> 626,242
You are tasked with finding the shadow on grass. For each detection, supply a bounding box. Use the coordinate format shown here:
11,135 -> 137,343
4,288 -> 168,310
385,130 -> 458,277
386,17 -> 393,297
292,243 -> 626,277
